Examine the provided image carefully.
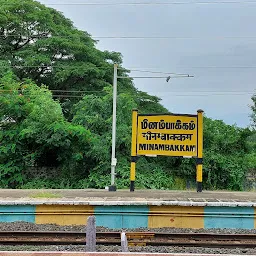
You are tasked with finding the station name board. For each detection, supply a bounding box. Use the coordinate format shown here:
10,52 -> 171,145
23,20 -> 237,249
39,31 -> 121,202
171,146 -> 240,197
136,114 -> 198,157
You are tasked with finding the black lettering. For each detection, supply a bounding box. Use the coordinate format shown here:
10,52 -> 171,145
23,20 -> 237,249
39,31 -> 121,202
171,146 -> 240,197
149,144 -> 154,150
180,145 -> 185,151
175,120 -> 182,130
139,144 -> 147,150
165,122 -> 170,129
182,123 -> 189,130
141,119 -> 148,129
149,122 -> 158,129
159,144 -> 165,150
190,145 -> 196,152
159,120 -> 165,129
189,121 -> 196,130
141,144 -> 196,152
175,145 -> 179,151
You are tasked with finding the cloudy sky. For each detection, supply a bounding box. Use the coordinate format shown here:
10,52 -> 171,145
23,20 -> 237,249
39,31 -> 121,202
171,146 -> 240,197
40,0 -> 256,127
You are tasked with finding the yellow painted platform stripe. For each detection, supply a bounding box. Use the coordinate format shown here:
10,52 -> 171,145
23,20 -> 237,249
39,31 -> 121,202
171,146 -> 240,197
36,205 -> 94,225
149,206 -> 204,229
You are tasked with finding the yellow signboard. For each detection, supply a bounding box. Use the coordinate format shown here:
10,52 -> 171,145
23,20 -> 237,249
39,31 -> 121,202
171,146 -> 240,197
137,114 -> 198,157
129,110 -> 204,192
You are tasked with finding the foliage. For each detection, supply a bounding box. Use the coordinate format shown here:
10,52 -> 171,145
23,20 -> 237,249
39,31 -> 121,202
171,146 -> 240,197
0,72 -> 92,187
202,118 -> 253,190
0,0 -> 254,191
245,132 -> 256,172
251,95 -> 256,128
0,0 -> 136,100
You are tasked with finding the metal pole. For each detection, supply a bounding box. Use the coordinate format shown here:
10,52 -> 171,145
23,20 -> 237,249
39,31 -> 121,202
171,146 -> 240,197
196,109 -> 204,192
130,109 -> 138,192
109,63 -> 118,191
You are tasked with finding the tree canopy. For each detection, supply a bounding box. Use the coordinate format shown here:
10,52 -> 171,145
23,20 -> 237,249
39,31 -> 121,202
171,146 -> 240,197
251,95 -> 256,129
0,0 -> 255,190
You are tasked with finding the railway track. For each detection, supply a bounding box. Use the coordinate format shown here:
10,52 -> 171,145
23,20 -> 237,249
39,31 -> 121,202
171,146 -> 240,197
1,231 -> 256,248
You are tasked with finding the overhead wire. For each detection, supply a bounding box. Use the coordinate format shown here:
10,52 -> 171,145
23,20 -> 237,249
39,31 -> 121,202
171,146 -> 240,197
6,65 -> 256,70
0,89 -> 254,97
1,65 -> 195,77
0,2 -> 254,101
0,94 -> 253,98
0,89 -> 254,93
23,93 -> 256,97
8,65 -> 191,75
93,36 -> 256,40
1,35 -> 256,40
118,68 -> 195,75
41,1 -> 256,5
117,75 -> 193,78
3,0 -> 256,4
0,89 -> 104,93
124,66 -> 256,69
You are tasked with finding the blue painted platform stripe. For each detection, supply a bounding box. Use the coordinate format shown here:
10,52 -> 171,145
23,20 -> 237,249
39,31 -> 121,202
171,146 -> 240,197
95,206 -> 149,229
204,206 -> 254,229
0,205 -> 36,223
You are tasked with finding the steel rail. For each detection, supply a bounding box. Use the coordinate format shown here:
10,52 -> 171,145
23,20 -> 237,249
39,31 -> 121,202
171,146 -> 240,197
0,231 -> 256,248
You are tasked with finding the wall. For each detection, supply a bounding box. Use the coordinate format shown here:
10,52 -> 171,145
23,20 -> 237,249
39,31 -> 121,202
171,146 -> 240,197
0,204 -> 254,229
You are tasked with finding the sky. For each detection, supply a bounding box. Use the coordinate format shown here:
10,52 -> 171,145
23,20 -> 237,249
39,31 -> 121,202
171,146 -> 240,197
39,0 -> 256,128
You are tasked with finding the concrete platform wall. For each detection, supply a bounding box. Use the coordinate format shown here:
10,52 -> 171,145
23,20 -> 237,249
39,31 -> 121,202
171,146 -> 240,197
0,204 -> 255,229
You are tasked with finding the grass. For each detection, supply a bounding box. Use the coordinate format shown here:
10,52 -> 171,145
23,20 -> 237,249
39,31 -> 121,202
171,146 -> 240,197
30,191 -> 61,198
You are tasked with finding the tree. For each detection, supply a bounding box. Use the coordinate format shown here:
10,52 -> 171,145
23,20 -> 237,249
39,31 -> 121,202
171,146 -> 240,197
0,70 -> 92,187
0,0 -> 254,190
202,118 -> 253,190
0,0 -> 171,189
251,95 -> 256,128
71,87 -> 136,188
248,95 -> 256,180
0,0 -> 135,95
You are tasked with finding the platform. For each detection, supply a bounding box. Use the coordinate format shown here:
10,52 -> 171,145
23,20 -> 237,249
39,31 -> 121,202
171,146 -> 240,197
0,189 -> 256,229
0,189 -> 255,207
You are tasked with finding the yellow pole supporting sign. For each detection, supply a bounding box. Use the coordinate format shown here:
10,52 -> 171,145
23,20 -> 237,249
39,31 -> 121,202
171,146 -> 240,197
196,109 -> 204,192
130,109 -> 138,192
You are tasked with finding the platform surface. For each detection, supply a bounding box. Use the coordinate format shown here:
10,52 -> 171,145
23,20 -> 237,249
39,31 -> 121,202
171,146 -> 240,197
0,189 -> 255,206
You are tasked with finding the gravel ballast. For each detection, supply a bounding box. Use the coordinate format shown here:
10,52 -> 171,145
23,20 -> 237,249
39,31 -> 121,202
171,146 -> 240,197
0,222 -> 256,254
0,245 -> 255,255
2,221 -> 256,234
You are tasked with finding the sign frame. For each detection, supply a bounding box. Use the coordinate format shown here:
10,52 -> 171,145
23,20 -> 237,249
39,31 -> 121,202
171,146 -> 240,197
129,109 -> 204,193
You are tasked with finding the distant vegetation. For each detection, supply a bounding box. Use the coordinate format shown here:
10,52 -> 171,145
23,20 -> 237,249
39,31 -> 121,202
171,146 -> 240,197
0,0 -> 255,190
